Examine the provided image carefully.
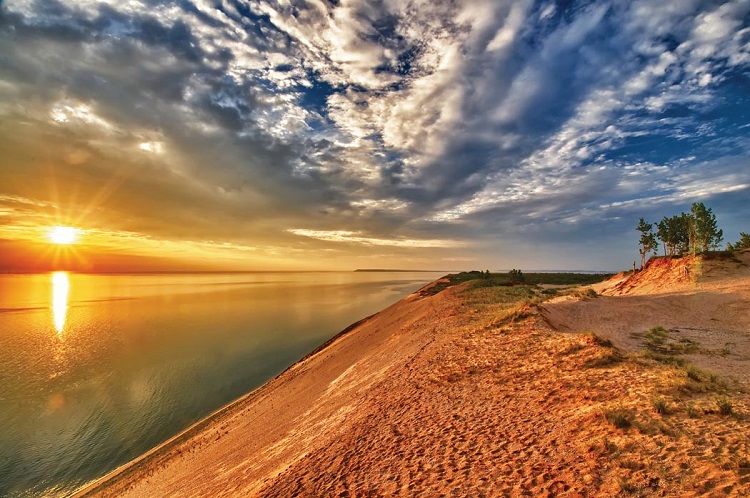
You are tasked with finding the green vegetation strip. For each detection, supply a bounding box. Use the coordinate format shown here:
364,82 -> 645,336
421,271 -> 612,296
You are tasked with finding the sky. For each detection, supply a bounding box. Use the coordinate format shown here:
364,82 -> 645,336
1,0 -> 749,272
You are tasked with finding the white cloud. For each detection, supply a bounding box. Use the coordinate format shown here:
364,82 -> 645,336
288,229 -> 462,248
138,142 -> 164,153
49,101 -> 115,132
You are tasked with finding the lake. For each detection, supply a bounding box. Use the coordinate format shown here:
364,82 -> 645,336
0,271 -> 442,497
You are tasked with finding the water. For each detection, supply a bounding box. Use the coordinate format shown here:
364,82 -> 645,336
0,271 -> 442,497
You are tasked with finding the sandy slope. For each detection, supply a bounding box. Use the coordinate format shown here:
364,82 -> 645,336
76,285 -> 461,497
543,250 -> 750,383
78,256 -> 750,497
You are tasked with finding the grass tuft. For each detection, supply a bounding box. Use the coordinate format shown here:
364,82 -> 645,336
604,406 -> 632,429
685,403 -> 700,418
717,397 -> 733,416
652,397 -> 670,415
618,477 -> 639,494
686,365 -> 705,382
589,333 -> 613,348
585,352 -> 623,368
643,350 -> 687,368
575,288 -> 598,299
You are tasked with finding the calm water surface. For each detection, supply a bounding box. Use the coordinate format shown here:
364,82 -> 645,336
0,271 -> 442,497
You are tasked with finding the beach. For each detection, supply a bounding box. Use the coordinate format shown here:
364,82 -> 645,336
77,252 -> 750,497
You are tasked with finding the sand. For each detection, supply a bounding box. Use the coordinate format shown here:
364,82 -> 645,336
76,252 -> 750,497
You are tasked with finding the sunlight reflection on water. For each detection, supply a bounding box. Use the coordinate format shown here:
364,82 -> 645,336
51,272 -> 69,335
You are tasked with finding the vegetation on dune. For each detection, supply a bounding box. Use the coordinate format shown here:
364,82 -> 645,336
507,268 -> 525,283
432,248 -> 747,494
727,232 -> 750,252
636,217 -> 658,269
465,270 -> 609,287
636,202 -> 726,266
604,406 -> 633,429
420,270 -> 611,297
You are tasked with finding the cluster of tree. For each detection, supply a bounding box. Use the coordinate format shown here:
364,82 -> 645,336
508,269 -> 525,282
727,232 -> 750,251
636,202 -> 723,268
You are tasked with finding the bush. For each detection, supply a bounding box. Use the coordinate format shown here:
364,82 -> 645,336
508,268 -> 525,283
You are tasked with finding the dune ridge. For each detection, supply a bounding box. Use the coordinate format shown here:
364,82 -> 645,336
78,253 -> 750,497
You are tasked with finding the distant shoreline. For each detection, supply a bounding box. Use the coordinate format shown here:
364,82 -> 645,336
354,269 -> 449,272
355,269 -> 615,273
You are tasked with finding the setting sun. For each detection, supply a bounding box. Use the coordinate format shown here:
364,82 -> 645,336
48,226 -> 79,245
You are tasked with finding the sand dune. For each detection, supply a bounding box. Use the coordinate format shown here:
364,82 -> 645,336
543,250 -> 750,383
77,253 -> 750,497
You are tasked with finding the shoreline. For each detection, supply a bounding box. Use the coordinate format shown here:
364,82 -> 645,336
73,278 -> 450,496
71,311 -> 381,497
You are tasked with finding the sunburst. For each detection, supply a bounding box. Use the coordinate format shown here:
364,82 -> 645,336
48,226 -> 79,245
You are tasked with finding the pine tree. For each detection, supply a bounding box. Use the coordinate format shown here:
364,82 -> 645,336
690,202 -> 723,253
727,232 -> 750,251
508,269 -> 524,283
636,218 -> 658,268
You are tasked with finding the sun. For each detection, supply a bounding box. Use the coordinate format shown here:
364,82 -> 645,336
48,226 -> 79,245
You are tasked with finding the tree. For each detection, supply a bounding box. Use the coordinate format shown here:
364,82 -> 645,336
636,218 -> 658,269
727,232 -> 750,251
656,213 -> 695,256
646,203 -> 723,258
508,269 -> 524,283
690,202 -> 723,253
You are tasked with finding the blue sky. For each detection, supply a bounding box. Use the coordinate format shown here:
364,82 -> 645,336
0,0 -> 749,270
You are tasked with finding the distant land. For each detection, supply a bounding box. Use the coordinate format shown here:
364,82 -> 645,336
355,269 -> 615,274
354,269 -> 449,272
